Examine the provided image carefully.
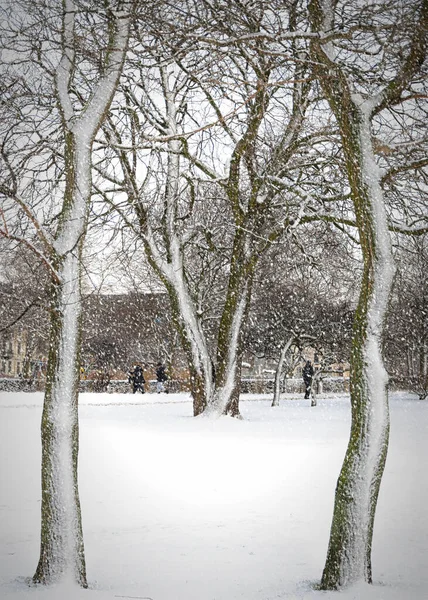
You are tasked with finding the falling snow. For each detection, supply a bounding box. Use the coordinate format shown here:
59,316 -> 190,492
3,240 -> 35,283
1,390 -> 427,600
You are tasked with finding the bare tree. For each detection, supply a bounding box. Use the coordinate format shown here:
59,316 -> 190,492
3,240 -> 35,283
95,0 -> 349,417
309,0 -> 428,589
0,0 -> 132,586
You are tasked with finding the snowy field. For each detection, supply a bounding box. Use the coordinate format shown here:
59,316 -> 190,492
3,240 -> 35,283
0,391 -> 427,600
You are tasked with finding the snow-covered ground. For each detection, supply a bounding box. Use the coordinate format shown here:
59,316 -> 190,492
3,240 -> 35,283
0,391 -> 427,600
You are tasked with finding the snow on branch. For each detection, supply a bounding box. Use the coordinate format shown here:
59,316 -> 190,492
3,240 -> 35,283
56,0 -> 132,138
371,0 -> 428,115
0,229 -> 60,284
183,28 -> 360,50
56,0 -> 76,126
77,4 -> 132,139
0,186 -> 55,258
389,221 -> 428,236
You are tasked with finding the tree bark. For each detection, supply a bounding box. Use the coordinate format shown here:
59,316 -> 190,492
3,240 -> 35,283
308,0 -> 404,588
33,0 -> 131,585
34,251 -> 86,586
208,248 -> 257,417
272,337 -> 294,407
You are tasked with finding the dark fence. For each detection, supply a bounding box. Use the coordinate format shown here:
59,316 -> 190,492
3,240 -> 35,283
3,375 -> 423,398
1,376 -> 350,395
240,377 -> 350,394
0,377 -> 184,394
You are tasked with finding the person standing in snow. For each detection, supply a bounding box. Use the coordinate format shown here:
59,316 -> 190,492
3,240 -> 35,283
155,362 -> 168,393
129,364 -> 145,394
302,360 -> 314,399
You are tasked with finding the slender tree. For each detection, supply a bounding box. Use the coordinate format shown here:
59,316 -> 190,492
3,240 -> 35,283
1,0 -> 132,585
308,0 -> 428,589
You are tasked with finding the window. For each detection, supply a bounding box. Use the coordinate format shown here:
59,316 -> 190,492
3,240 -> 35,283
8,361 -> 12,373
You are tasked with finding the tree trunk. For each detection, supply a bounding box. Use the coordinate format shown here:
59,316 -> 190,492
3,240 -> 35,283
318,104 -> 394,592
407,349 -> 412,377
320,230 -> 393,588
309,0 -> 397,587
148,266 -> 212,417
207,252 -> 256,417
272,338 -> 294,407
310,381 -> 317,407
17,0 -> 131,586
34,251 -> 87,586
206,287 -> 248,417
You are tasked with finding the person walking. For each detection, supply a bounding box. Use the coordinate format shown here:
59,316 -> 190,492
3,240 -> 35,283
302,360 -> 314,400
129,364 -> 145,394
155,362 -> 168,393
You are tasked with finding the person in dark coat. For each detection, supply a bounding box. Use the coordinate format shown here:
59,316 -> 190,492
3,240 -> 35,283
155,362 -> 168,393
129,364 -> 145,394
302,360 -> 314,399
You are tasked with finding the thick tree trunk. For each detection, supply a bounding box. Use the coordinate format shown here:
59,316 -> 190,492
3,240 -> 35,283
33,123 -> 92,586
321,243 -> 392,587
33,251 -> 87,586
207,256 -> 255,418
318,105 -> 394,592
30,0 -> 130,586
309,0 -> 398,587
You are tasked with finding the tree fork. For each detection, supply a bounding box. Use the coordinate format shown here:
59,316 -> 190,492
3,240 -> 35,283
308,0 -> 410,589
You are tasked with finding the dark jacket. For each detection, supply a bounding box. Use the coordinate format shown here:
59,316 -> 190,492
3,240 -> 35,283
302,362 -> 314,384
156,364 -> 168,382
130,365 -> 145,384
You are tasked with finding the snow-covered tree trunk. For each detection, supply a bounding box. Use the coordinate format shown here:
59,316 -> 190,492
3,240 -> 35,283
319,110 -> 394,584
309,0 -> 427,588
320,100 -> 394,591
310,376 -> 317,407
33,1 -> 131,586
206,232 -> 258,418
272,337 -> 294,407
142,216 -> 213,417
34,185 -> 88,586
34,132 -> 93,585
133,65 -> 213,416
208,286 -> 249,417
161,269 -> 213,416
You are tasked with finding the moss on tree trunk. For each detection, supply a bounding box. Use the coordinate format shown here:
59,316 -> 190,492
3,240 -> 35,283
309,0 -> 394,587
33,261 -> 87,587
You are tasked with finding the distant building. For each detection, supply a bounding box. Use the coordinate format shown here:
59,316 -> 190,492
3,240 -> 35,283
0,330 -> 27,377
0,329 -> 48,380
